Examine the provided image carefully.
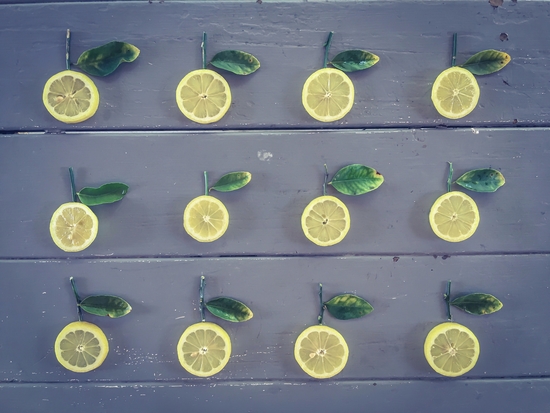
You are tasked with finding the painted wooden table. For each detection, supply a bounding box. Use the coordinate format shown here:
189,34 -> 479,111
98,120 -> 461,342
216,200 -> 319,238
1,1 -> 549,412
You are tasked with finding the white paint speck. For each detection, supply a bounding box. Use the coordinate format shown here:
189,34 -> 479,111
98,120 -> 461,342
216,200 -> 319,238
257,150 -> 273,161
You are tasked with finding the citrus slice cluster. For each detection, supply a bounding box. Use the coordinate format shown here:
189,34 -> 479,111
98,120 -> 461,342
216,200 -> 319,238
294,324 -> 349,379
177,322 -> 232,377
301,195 -> 350,246
183,195 -> 229,242
424,322 -> 480,377
49,202 -> 99,252
54,321 -> 109,373
431,66 -> 480,119
176,69 -> 232,124
43,70 -> 99,123
302,68 -> 355,122
429,191 -> 480,242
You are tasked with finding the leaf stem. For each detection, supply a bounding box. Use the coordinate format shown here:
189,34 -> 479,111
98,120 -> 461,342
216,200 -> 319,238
68,167 -> 78,202
199,275 -> 206,322
66,29 -> 71,70
323,32 -> 334,69
317,283 -> 325,325
201,32 -> 207,70
323,164 -> 329,196
204,171 -> 209,196
451,33 -> 457,68
444,280 -> 452,321
447,162 -> 453,193
70,277 -> 83,322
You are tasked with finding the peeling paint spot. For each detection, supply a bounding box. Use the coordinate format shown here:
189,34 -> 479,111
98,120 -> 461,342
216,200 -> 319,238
257,150 -> 273,161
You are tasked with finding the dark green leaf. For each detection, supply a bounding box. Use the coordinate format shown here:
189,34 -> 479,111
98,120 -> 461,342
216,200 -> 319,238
206,297 -> 253,322
77,41 -> 140,76
330,50 -> 379,72
210,172 -> 252,192
461,49 -> 511,75
324,294 -> 373,320
451,293 -> 503,315
79,295 -> 132,318
455,168 -> 505,192
77,182 -> 129,206
329,164 -> 384,195
210,50 -> 260,75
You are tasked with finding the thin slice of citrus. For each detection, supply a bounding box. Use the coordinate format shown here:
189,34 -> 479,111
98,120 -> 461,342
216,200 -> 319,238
294,324 -> 349,379
302,68 -> 355,122
49,202 -> 99,252
42,70 -> 99,124
301,195 -> 350,246
177,322 -> 231,377
429,191 -> 480,242
54,321 -> 109,373
424,322 -> 480,377
183,195 -> 229,242
176,69 -> 231,124
431,66 -> 480,119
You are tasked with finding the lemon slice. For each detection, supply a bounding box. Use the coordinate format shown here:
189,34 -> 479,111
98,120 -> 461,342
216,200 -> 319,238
49,202 -> 99,252
424,322 -> 480,377
177,322 -> 232,377
54,321 -> 109,373
183,195 -> 229,242
431,66 -> 480,119
42,70 -> 99,124
302,68 -> 354,122
176,69 -> 231,124
429,191 -> 480,242
294,324 -> 349,379
301,195 -> 350,246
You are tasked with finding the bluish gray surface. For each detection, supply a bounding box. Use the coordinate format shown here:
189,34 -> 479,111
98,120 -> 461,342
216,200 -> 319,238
1,1 -> 550,412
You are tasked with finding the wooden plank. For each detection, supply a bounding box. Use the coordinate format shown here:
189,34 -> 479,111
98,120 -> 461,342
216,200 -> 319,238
1,128 -> 548,258
1,255 -> 548,382
1,1 -> 548,131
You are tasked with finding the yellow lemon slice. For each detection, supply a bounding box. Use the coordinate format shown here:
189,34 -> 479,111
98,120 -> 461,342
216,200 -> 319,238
302,68 -> 354,122
176,69 -> 231,124
177,322 -> 232,377
183,195 -> 229,242
49,202 -> 99,252
424,322 -> 480,377
301,195 -> 350,246
431,66 -> 480,119
54,321 -> 109,373
429,191 -> 480,242
294,324 -> 349,379
42,70 -> 99,124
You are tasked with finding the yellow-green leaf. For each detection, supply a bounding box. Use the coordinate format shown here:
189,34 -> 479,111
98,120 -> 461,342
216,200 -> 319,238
79,295 -> 132,318
329,164 -> 384,195
77,41 -> 140,77
210,172 -> 251,192
461,49 -> 511,75
206,297 -> 253,322
455,168 -> 505,192
324,294 -> 373,320
451,293 -> 503,315
210,50 -> 260,75
330,50 -> 379,72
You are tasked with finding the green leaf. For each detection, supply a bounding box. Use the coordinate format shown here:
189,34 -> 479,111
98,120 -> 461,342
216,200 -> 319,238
210,171 -> 251,192
77,41 -> 140,76
451,293 -> 503,315
329,164 -> 384,195
330,50 -> 379,72
460,49 -> 511,75
206,297 -> 253,322
455,168 -> 505,192
324,294 -> 373,320
210,50 -> 260,75
79,295 -> 132,318
77,182 -> 129,206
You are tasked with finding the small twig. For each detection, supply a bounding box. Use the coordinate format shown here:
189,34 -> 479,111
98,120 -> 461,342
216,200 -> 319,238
323,32 -> 334,69
323,164 -> 329,196
317,283 -> 325,324
201,32 -> 207,70
451,33 -> 457,68
70,277 -> 83,322
447,162 -> 453,193
199,276 -> 206,322
69,167 -> 78,202
444,280 -> 452,321
203,171 -> 209,196
66,29 -> 71,70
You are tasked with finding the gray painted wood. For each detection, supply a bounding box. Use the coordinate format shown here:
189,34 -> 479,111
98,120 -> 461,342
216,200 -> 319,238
1,1 -> 549,131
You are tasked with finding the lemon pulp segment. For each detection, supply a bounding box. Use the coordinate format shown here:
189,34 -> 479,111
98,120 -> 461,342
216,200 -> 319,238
177,322 -> 231,377
301,195 -> 350,246
176,69 -> 231,124
294,325 -> 349,379
49,202 -> 98,252
302,68 -> 354,122
42,70 -> 99,123
54,321 -> 108,373
431,66 -> 480,119
183,195 -> 229,242
424,322 -> 480,377
429,191 -> 480,242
